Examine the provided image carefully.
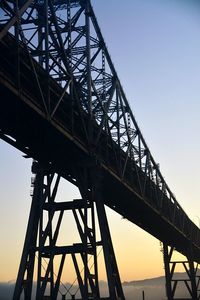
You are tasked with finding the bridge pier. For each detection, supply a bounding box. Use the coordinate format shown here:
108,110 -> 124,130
163,244 -> 200,300
13,161 -> 125,300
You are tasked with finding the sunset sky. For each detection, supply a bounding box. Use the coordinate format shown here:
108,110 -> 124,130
0,0 -> 200,286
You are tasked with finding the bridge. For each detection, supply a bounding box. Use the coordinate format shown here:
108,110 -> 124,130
0,1 -> 200,299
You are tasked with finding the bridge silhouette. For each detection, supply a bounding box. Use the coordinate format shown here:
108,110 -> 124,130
0,1 -> 199,299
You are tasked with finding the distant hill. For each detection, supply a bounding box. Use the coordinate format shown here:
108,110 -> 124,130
0,273 -> 196,300
123,271 -> 200,287
123,275 -> 165,286
122,272 -> 198,300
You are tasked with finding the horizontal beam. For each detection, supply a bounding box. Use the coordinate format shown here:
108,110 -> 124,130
38,243 -> 102,255
43,199 -> 90,211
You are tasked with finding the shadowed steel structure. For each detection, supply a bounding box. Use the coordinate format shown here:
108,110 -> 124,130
0,1 -> 200,299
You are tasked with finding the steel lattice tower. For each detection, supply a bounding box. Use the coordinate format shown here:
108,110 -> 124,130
13,161 -> 125,299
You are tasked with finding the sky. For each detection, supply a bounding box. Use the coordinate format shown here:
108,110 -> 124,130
0,0 -> 200,290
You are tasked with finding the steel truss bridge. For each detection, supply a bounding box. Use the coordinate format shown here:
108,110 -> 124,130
0,1 -> 200,299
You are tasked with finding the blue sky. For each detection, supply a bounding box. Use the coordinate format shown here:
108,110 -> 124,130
0,0 -> 200,283
92,0 -> 200,215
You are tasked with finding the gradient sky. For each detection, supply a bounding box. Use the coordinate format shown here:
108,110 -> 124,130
0,0 -> 200,284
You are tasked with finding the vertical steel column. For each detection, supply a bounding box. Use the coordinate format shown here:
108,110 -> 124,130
91,166 -> 125,300
163,244 -> 173,300
13,162 -> 46,300
37,0 -> 50,115
85,0 -> 92,117
75,166 -> 100,299
67,0 -> 72,74
85,0 -> 93,148
75,163 -> 125,299
188,257 -> 198,300
44,0 -> 50,114
14,0 -> 20,89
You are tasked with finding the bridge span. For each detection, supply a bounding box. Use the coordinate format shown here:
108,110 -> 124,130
0,1 -> 200,299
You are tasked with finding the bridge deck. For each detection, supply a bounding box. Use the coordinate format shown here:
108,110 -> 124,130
1,32 -> 200,262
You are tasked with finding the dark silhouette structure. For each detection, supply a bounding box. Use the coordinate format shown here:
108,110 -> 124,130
0,1 -> 199,299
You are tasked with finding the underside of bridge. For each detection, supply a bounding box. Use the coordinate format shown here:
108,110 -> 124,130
0,0 -> 200,299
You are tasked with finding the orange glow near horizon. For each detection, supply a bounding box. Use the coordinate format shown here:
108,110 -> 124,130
0,203 -> 185,283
